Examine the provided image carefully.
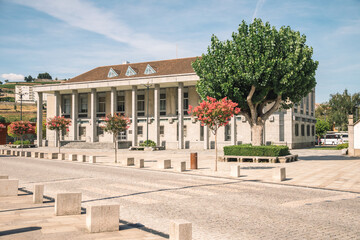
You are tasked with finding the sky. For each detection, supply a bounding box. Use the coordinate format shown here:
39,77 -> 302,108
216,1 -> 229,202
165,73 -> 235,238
0,0 -> 359,103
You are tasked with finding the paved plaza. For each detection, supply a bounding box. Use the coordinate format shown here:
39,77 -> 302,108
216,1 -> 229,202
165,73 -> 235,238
1,147 -> 360,239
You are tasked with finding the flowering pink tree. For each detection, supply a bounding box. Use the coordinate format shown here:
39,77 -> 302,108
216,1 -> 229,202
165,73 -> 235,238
189,97 -> 240,171
8,121 -> 35,151
46,116 -> 71,153
102,114 -> 131,163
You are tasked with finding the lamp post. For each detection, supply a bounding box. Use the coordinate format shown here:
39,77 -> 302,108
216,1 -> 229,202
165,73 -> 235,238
15,88 -> 28,121
143,83 -> 152,146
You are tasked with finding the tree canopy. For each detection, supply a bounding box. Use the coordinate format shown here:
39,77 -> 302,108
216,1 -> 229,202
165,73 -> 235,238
315,119 -> 331,138
192,19 -> 318,145
37,72 -> 52,79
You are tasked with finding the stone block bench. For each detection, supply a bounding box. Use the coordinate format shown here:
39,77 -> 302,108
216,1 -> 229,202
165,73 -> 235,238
129,146 -> 165,151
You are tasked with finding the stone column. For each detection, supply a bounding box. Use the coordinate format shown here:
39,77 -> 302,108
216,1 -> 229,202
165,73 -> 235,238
54,91 -> 60,147
204,125 -> 209,149
178,83 -> 184,149
36,92 -> 43,147
154,84 -> 160,146
90,89 -> 96,143
132,86 -> 137,146
110,87 -> 116,116
71,90 -> 78,141
231,116 -> 237,145
348,115 -> 354,156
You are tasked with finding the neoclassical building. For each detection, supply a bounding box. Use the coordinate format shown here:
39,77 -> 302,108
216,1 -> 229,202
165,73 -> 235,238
34,57 -> 316,149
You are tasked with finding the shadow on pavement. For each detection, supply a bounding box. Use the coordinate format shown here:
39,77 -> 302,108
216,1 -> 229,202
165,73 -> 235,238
0,227 -> 42,236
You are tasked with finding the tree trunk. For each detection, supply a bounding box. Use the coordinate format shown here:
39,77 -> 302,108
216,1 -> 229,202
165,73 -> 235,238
214,130 -> 218,172
57,130 -> 60,153
114,134 -> 117,163
21,136 -> 23,152
251,123 -> 264,146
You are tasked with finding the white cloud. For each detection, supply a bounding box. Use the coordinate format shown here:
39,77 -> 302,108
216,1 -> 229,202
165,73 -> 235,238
252,0 -> 266,21
12,0 -> 180,58
1,73 -> 24,81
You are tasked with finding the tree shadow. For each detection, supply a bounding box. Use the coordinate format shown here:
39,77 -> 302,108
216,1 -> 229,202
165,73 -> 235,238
0,227 -> 42,236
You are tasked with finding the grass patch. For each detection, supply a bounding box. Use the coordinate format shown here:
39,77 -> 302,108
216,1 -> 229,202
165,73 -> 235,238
309,146 -> 339,150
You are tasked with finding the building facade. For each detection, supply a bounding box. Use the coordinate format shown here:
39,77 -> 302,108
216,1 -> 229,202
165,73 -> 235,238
15,85 -> 48,104
33,57 -> 316,149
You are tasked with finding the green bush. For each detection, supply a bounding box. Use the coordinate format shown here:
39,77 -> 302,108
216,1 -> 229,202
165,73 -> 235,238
0,97 -> 15,102
336,143 -> 348,150
140,140 -> 156,147
223,145 -> 290,157
13,140 -> 31,145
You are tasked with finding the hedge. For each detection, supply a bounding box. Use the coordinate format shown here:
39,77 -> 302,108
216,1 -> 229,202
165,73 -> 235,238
223,145 -> 290,157
336,143 -> 348,150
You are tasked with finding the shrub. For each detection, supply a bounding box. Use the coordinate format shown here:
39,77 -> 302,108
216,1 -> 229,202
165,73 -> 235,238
140,140 -> 156,147
13,140 -> 31,145
223,145 -> 290,157
336,143 -> 348,150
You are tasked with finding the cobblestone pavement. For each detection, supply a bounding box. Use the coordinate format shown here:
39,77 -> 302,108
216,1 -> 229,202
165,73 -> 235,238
1,155 -> 360,240
0,191 -> 166,240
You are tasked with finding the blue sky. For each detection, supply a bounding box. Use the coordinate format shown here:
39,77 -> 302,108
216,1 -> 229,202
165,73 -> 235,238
0,0 -> 359,103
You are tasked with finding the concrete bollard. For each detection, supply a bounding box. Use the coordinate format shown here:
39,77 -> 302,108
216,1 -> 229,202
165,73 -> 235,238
78,155 -> 86,162
55,193 -> 82,216
31,152 -> 38,158
230,165 -> 241,178
158,159 -> 171,169
48,153 -> 58,160
124,157 -> 135,166
176,162 -> 186,172
136,159 -> 144,168
33,184 -> 44,204
273,167 -> 286,182
0,179 -> 19,197
11,150 -> 16,156
69,154 -> 77,161
89,156 -> 96,163
86,204 -> 120,233
39,152 -> 45,158
16,151 -> 21,156
58,153 -> 66,160
0,175 -> 9,179
170,220 -> 192,240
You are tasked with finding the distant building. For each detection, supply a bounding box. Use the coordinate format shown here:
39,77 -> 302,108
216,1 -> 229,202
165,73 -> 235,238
33,57 -> 316,149
15,85 -> 48,104
348,115 -> 360,156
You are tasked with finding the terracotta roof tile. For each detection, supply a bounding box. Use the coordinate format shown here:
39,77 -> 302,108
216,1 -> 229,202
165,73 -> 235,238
67,57 -> 199,83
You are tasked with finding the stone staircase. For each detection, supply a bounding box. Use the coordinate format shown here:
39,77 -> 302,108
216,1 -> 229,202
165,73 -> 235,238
61,141 -> 114,149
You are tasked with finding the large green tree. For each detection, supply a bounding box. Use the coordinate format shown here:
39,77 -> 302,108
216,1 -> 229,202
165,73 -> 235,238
328,89 -> 360,131
192,19 -> 318,145
37,72 -> 52,79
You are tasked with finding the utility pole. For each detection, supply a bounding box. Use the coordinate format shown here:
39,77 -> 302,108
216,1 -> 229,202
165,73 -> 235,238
143,83 -> 152,146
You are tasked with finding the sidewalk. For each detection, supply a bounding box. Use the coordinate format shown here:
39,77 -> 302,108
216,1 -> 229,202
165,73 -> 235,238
4,147 -> 360,193
0,189 -> 166,240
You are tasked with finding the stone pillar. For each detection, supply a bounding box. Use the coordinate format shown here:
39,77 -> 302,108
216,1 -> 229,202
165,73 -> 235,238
110,87 -> 116,116
54,91 -> 60,147
36,92 -> 43,147
154,84 -> 160,145
90,89 -> 96,142
71,90 -> 78,140
348,115 -> 354,156
178,83 -> 184,149
204,126 -> 209,149
132,86 -> 138,146
231,116 -> 237,145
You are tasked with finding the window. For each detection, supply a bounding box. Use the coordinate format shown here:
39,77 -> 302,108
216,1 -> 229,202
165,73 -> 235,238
160,125 -> 164,135
97,126 -> 104,136
144,64 -> 156,75
118,131 -> 127,141
97,92 -> 106,117
307,125 -> 310,136
224,124 -> 231,141
79,126 -> 86,137
300,98 -> 304,114
306,95 -> 309,115
137,91 -> 145,117
183,88 -> 189,115
200,125 -> 204,141
184,125 -> 187,138
160,89 -> 166,116
117,91 -> 125,114
312,125 -> 315,136
79,93 -> 88,118
107,68 -> 118,78
137,126 -> 143,135
301,124 -> 305,136
125,66 -> 136,76
311,91 -> 314,116
295,124 -> 299,136
62,95 -> 71,118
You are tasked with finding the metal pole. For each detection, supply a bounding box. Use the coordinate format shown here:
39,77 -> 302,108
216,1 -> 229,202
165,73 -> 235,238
146,85 -> 149,146
20,94 -> 23,121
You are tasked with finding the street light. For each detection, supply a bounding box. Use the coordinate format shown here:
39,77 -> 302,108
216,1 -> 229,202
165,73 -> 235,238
15,88 -> 28,121
143,83 -> 152,146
